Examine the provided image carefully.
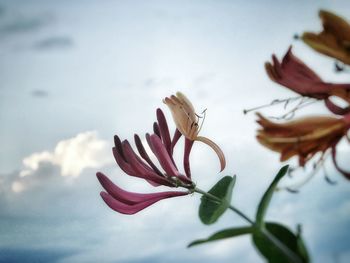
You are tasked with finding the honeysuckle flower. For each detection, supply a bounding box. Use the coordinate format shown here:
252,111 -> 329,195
265,47 -> 350,115
301,10 -> 350,65
163,92 -> 226,172
256,113 -> 350,179
97,109 -> 195,215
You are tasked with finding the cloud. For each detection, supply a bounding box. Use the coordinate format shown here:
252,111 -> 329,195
0,14 -> 52,37
0,131 -> 113,196
32,36 -> 73,50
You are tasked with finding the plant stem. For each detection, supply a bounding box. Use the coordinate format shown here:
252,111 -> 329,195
192,187 -> 302,263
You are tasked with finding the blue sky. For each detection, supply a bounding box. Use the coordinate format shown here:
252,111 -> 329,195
0,0 -> 350,262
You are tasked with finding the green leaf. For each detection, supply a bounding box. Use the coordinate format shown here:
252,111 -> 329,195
199,175 -> 236,225
256,165 -> 289,228
296,225 -> 310,262
252,222 -> 309,263
188,226 -> 253,248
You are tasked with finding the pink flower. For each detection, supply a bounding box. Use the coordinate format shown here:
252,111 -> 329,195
97,109 -> 194,215
265,46 -> 350,115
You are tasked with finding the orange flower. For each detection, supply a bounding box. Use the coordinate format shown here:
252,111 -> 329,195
256,113 -> 350,179
302,10 -> 350,65
163,92 -> 226,172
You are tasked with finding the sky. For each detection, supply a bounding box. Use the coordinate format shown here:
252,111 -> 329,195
0,0 -> 350,262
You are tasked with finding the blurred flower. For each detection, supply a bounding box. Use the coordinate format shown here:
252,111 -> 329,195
163,92 -> 226,172
97,109 -> 194,215
265,47 -> 350,115
256,113 -> 350,179
302,10 -> 350,65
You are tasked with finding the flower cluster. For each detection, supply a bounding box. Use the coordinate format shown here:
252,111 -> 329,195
265,47 -> 350,115
256,10 -> 350,183
97,93 -> 225,214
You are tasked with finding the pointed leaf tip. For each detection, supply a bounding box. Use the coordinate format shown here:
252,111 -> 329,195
256,165 -> 289,228
199,176 -> 236,225
188,226 -> 253,248
253,222 -> 309,263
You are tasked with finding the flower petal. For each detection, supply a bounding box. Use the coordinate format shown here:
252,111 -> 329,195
183,138 -> 194,178
112,147 -> 137,176
153,122 -> 161,138
97,172 -> 188,204
171,129 -> 182,154
134,134 -> 163,176
148,134 -> 182,178
175,92 -> 197,122
122,140 -> 173,186
195,136 -> 226,172
325,98 -> 350,115
114,135 -> 127,160
301,10 -> 350,65
156,108 -> 172,154
332,146 -> 350,180
100,190 -> 188,215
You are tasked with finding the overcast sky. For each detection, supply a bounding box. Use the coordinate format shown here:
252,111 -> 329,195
0,0 -> 350,262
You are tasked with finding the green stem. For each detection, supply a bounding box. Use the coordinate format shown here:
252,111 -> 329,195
192,187 -> 302,263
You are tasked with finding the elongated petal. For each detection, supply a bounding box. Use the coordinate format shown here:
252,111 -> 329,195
301,10 -> 350,65
112,147 -> 137,176
344,113 -> 350,127
332,146 -> 350,180
97,172 -> 187,204
100,191 -> 188,215
149,134 -> 182,178
183,138 -> 194,178
114,135 -> 126,160
271,54 -> 283,78
164,96 -> 194,138
265,62 -> 279,81
325,98 -> 350,115
319,10 -> 350,41
156,108 -> 172,154
134,134 -> 163,176
122,140 -> 173,186
195,136 -> 226,172
265,47 -> 350,99
153,122 -> 161,138
175,92 -> 196,121
122,140 -> 155,175
281,46 -> 322,81
171,129 -> 182,154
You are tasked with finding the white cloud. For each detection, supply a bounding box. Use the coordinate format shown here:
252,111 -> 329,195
11,180 -> 25,193
20,131 -> 112,178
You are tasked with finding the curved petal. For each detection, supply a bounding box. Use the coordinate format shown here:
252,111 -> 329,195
325,98 -> 350,115
122,140 -> 173,186
100,191 -> 188,215
134,134 -> 163,176
112,147 -> 136,176
156,108 -> 172,154
332,146 -> 350,180
97,172 -> 188,204
114,135 -> 126,160
183,138 -> 194,178
153,122 -> 161,138
149,134 -> 182,178
271,54 -> 283,79
171,129 -> 182,155
195,136 -> 226,172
